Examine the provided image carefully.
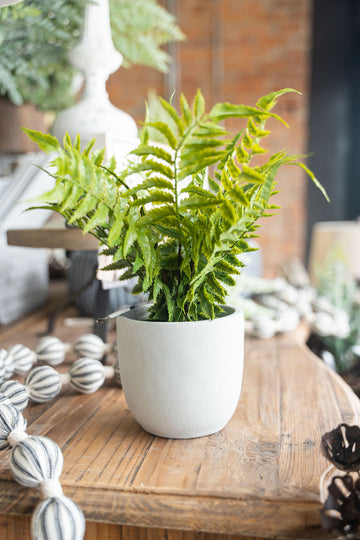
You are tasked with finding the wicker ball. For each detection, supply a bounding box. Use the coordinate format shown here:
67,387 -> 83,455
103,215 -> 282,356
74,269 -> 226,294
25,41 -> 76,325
73,333 -> 106,361
8,344 -> 36,374
32,495 -> 85,540
69,358 -> 105,394
0,349 -> 15,380
0,403 -> 27,450
34,336 -> 66,366
0,381 -> 29,412
10,435 -> 63,488
24,366 -> 62,403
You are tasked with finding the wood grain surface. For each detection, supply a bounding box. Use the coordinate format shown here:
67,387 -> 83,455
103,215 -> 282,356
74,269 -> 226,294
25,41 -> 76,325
0,288 -> 358,539
6,226 -> 99,251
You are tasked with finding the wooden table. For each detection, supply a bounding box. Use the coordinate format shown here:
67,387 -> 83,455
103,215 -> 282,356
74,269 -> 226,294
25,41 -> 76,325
0,319 -> 359,539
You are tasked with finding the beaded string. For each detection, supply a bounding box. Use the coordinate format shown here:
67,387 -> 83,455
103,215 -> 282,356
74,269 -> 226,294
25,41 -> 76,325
0,333 -> 120,540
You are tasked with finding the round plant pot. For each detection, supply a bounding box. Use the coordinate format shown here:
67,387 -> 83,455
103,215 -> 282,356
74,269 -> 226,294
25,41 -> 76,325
116,304 -> 244,439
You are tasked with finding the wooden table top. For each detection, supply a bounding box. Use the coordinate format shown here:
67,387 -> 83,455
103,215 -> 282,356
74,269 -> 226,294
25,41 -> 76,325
6,219 -> 99,251
0,315 -> 359,539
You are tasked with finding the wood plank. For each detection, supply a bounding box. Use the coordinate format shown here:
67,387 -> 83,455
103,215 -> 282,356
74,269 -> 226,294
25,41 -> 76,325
6,227 -> 99,251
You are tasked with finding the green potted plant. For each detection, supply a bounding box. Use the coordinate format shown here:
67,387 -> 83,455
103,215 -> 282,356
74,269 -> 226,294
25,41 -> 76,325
0,0 -> 184,152
24,88 -> 328,439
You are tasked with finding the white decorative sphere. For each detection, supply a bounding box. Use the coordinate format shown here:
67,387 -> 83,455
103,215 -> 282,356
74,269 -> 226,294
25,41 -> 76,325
69,358 -> 105,394
0,381 -> 29,412
10,436 -> 63,488
34,336 -> 66,366
32,496 -> 85,540
73,333 -> 106,361
8,344 -> 36,374
24,366 -> 62,403
0,403 -> 27,450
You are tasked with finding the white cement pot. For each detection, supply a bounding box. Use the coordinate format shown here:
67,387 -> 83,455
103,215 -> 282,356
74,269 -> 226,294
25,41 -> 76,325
116,304 -> 244,439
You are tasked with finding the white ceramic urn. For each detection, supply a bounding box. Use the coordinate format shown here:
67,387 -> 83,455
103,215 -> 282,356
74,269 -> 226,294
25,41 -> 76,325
116,304 -> 244,439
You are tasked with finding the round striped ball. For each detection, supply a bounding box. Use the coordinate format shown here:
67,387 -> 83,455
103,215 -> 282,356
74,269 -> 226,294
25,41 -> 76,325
69,358 -> 105,394
0,394 -> 11,406
10,435 -> 63,487
34,336 -> 66,366
24,366 -> 62,403
73,333 -> 106,361
8,344 -> 36,374
0,381 -> 29,412
0,349 -> 15,380
32,495 -> 85,540
0,403 -> 27,450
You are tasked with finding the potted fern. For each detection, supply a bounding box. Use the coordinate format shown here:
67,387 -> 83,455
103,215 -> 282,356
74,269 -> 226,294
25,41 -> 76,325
24,88 -> 328,439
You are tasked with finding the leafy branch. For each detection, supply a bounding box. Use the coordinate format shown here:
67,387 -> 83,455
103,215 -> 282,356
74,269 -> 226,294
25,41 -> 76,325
24,88 -> 328,321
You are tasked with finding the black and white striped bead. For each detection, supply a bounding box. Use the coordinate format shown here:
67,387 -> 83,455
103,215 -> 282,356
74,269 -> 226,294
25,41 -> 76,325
8,344 -> 36,374
73,333 -> 106,361
0,395 -> 10,406
0,349 -> 15,380
0,381 -> 29,412
24,366 -> 62,403
69,358 -> 105,394
32,495 -> 85,540
10,435 -> 63,488
34,336 -> 66,366
0,403 -> 27,450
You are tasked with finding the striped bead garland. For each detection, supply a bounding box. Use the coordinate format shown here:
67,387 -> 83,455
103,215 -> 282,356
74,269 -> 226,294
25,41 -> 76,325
0,403 -> 27,450
8,344 -> 36,374
0,381 -> 29,412
73,333 -> 106,361
34,336 -> 66,366
32,495 -> 85,540
10,436 -> 63,488
24,366 -> 62,403
69,358 -> 105,394
0,349 -> 15,380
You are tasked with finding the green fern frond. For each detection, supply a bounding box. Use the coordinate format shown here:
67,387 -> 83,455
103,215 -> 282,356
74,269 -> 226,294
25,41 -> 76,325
25,88 -> 328,322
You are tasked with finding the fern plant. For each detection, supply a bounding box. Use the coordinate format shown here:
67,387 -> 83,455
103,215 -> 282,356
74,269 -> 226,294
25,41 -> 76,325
24,88 -> 328,322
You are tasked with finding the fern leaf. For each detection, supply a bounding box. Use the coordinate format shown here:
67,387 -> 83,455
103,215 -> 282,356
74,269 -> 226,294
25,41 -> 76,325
180,185 -> 217,198
83,203 -> 109,234
180,93 -> 192,126
138,205 -> 175,225
208,177 -> 220,194
131,144 -> 174,165
125,176 -> 174,196
180,196 -> 220,209
193,88 -> 205,119
221,199 -> 237,224
256,88 -> 300,112
159,97 -> 184,136
128,158 -> 174,179
229,185 -> 250,206
145,121 -> 178,149
130,190 -> 174,206
22,128 -> 60,153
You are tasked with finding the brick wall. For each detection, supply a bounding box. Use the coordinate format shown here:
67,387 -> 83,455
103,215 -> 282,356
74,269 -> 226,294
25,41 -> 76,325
107,0 -> 313,278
